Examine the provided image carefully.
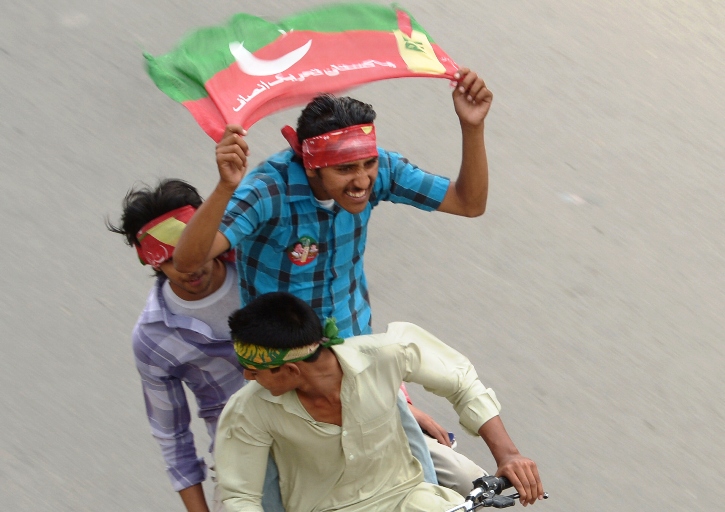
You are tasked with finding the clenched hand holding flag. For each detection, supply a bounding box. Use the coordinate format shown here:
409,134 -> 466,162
145,3 -> 459,141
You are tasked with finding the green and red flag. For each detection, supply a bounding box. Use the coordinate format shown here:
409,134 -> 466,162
145,3 -> 458,141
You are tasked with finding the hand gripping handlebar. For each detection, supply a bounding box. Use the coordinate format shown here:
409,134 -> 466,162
444,475 -> 549,511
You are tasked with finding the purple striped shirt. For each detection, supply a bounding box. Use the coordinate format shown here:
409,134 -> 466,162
132,276 -> 246,491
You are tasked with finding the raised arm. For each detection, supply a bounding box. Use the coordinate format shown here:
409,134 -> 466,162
173,125 -> 249,273
436,68 -> 493,218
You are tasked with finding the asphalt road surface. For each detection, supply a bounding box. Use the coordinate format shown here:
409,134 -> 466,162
2,1 -> 723,510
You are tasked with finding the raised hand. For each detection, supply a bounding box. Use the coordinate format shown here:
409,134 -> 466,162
451,68 -> 493,128
216,124 -> 250,190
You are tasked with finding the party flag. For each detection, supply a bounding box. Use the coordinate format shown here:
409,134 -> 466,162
145,3 -> 458,140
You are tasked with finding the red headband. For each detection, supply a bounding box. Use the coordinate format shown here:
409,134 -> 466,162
281,124 -> 378,170
135,205 -> 196,268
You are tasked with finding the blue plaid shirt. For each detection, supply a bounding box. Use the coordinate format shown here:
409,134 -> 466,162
220,148 -> 450,337
132,273 -> 246,491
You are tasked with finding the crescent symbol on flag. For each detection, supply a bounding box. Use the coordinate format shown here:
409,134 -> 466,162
229,40 -> 312,76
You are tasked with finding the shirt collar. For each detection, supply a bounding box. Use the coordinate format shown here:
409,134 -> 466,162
257,386 -> 320,424
284,151 -> 318,203
137,277 -> 166,324
137,277 -> 225,341
332,342 -> 372,376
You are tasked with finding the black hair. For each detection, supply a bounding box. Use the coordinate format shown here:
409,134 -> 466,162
106,179 -> 202,247
296,94 -> 377,143
106,179 -> 202,276
228,292 -> 323,350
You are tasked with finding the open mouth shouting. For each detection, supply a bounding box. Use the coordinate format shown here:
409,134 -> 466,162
345,188 -> 369,200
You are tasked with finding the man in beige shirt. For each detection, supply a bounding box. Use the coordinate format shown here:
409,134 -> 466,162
215,293 -> 545,511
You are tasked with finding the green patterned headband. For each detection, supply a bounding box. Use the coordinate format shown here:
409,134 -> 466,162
234,317 -> 345,370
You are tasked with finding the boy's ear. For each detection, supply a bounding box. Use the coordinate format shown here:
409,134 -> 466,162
282,362 -> 302,377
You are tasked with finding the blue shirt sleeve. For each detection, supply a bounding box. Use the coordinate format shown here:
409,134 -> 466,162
219,169 -> 283,248
371,149 -> 450,211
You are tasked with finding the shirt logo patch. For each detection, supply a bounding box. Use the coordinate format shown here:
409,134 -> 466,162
287,235 -> 319,266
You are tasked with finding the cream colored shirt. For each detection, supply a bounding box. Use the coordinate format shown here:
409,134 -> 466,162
215,322 -> 502,512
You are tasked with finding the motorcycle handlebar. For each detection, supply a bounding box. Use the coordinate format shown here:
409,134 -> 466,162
444,474 -> 547,511
493,476 -> 512,493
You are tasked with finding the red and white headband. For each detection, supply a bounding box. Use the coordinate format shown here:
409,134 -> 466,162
135,205 -> 196,269
281,124 -> 378,170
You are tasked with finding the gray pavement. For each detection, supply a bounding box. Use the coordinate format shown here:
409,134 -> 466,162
1,1 -> 723,510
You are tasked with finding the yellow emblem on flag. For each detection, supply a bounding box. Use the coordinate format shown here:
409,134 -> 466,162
145,217 -> 186,245
393,29 -> 446,74
361,126 -> 373,135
